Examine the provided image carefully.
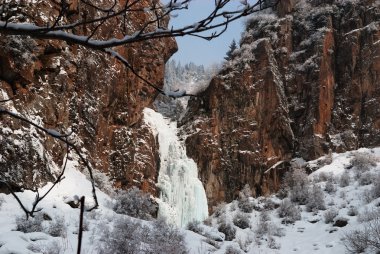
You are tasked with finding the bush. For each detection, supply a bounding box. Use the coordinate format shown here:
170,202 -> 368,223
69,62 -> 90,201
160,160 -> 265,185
277,199 -> 301,224
358,171 -> 374,186
323,208 -> 338,224
350,152 -> 377,172
113,187 -> 157,220
347,206 -> 358,216
357,208 -> 380,223
0,196 -> 4,209
187,220 -> 203,234
343,216 -> 380,253
224,245 -> 242,254
267,236 -> 281,250
213,202 -> 227,217
233,212 -> 250,229
339,171 -> 351,187
98,217 -> 187,254
324,179 -> 336,194
372,174 -> 380,198
237,198 -> 255,213
28,240 -> 63,254
283,168 -> 310,205
15,213 -> 44,233
306,184 -> 326,212
218,222 -> 236,241
48,216 -> 66,237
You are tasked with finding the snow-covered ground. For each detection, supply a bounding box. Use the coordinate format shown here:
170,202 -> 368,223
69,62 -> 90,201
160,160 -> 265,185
0,138 -> 379,253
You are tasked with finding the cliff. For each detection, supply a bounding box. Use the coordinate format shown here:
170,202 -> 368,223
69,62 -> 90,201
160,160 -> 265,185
181,0 -> 380,208
0,0 -> 176,194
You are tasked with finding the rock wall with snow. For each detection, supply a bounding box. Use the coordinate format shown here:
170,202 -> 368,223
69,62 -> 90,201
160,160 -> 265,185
0,0 -> 176,194
180,0 -> 380,208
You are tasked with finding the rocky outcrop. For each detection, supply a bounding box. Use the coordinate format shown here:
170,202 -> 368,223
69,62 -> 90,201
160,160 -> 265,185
181,0 -> 380,208
0,0 -> 176,194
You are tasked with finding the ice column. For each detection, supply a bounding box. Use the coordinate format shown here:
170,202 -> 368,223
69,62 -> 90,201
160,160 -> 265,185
144,108 -> 208,227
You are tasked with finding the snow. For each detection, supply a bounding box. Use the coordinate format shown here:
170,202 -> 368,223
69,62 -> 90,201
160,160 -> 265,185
144,108 -> 208,227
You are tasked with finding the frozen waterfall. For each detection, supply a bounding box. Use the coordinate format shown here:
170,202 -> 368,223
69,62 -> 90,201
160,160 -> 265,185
144,108 -> 208,227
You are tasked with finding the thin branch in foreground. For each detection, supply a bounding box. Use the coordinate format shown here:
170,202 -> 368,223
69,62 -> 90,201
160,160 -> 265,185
0,108 -> 99,211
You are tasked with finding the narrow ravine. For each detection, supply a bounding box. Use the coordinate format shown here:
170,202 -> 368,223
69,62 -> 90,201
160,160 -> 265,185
144,108 -> 208,227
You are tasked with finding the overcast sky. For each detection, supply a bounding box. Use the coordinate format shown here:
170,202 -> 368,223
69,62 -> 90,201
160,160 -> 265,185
166,0 -> 247,66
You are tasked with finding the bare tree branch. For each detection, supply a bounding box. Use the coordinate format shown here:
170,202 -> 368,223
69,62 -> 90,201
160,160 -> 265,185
0,108 -> 99,211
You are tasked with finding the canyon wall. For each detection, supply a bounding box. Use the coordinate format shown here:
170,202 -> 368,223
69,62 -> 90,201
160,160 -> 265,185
0,0 -> 176,194
181,0 -> 380,208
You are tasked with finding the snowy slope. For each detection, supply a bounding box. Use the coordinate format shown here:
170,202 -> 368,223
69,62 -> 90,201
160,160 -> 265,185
0,141 -> 379,253
185,148 -> 380,254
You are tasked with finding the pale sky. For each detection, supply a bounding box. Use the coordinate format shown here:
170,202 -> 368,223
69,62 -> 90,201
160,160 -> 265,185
166,0 -> 247,66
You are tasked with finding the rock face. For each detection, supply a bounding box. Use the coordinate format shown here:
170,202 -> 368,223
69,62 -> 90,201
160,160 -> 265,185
181,0 -> 380,208
0,0 -> 176,195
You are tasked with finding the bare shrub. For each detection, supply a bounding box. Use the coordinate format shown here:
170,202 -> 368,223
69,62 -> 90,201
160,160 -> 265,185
98,217 -> 188,254
28,240 -> 63,254
362,189 -> 375,204
224,245 -> 242,254
218,221 -> 236,241
0,196 -> 4,209
324,178 -> 336,194
372,174 -> 380,198
283,168 -> 310,205
357,208 -> 380,223
306,184 -> 326,212
350,152 -> 377,173
149,219 -> 188,254
339,171 -> 351,187
347,206 -> 358,216
237,198 -> 255,213
112,187 -> 157,220
48,216 -> 66,237
187,220 -> 203,234
267,236 -> 281,250
343,217 -> 380,253
358,171 -> 374,186
15,213 -> 44,233
213,202 -> 227,217
323,208 -> 338,224
233,212 -> 250,229
277,198 -> 301,224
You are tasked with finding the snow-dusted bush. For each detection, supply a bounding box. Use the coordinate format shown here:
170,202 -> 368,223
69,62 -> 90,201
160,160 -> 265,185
15,213 -> 44,233
324,178 -> 336,194
371,174 -> 380,198
237,198 -> 255,213
218,221 -> 236,241
48,216 -> 66,237
224,245 -> 242,254
339,171 -> 351,187
350,152 -> 377,173
277,198 -> 301,224
112,187 -> 157,220
233,212 -> 250,229
358,171 -> 374,186
347,206 -> 358,216
323,208 -> 338,224
98,217 -> 187,254
343,217 -> 380,253
267,236 -> 281,250
0,196 -> 4,209
306,184 -> 326,212
187,220 -> 203,234
283,168 -> 310,205
28,240 -> 63,254
213,202 -> 227,217
357,208 -> 380,223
